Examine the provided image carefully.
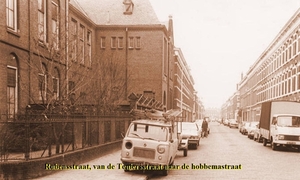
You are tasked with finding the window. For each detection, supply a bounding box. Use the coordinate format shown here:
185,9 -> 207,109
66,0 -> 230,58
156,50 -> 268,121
163,37 -> 168,74
6,0 -> 18,32
136,37 -> 141,49
38,64 -> 47,102
101,37 -> 106,49
79,24 -> 85,64
68,81 -> 75,103
87,31 -> 92,67
111,37 -> 117,49
118,37 -> 123,49
38,0 -> 47,42
128,37 -> 134,49
70,19 -> 77,61
51,0 -> 59,50
7,66 -> 17,119
52,68 -> 59,100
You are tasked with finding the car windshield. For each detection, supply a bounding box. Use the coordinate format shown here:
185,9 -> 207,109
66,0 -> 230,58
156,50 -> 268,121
244,122 -> 250,127
182,123 -> 198,131
277,116 -> 300,127
127,123 -> 168,141
250,122 -> 258,127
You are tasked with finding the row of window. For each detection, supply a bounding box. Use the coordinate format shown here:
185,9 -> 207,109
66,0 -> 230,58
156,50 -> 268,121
100,36 -> 141,49
6,0 -> 60,49
6,54 -> 63,119
70,18 -> 92,67
241,26 -> 300,106
257,70 -> 300,102
257,29 -> 300,84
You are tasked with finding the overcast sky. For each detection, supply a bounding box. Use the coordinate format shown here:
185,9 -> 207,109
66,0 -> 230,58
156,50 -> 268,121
149,0 -> 300,108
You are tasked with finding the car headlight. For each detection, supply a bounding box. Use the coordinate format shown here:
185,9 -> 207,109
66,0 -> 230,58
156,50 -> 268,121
125,141 -> 132,149
278,135 -> 285,140
157,145 -> 166,154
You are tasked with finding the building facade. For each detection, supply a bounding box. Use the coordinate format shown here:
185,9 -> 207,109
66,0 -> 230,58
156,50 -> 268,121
1,0 -> 69,120
224,8 -> 300,123
1,0 -> 202,120
174,47 -> 197,121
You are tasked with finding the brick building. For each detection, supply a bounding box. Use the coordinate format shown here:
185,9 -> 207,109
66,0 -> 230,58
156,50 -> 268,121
0,0 -> 201,120
174,47 -> 197,121
0,0 -> 68,120
71,0 -> 176,110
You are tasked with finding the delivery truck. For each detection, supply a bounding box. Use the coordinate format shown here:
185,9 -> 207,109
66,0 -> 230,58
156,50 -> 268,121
259,101 -> 300,150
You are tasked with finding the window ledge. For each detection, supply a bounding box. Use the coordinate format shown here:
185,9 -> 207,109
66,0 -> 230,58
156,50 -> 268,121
7,29 -> 20,38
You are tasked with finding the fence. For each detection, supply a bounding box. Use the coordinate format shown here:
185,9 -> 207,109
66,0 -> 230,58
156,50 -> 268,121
0,112 -> 132,162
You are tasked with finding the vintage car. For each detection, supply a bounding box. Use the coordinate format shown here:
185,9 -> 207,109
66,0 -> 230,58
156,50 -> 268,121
121,109 -> 188,176
181,122 -> 201,149
228,119 -> 239,128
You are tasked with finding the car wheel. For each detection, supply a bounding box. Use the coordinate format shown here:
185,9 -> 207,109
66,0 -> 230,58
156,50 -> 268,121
271,142 -> 277,151
263,138 -> 267,146
183,149 -> 188,157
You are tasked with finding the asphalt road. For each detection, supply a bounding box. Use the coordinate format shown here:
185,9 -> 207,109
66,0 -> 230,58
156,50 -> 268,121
151,122 -> 300,180
36,122 -> 300,180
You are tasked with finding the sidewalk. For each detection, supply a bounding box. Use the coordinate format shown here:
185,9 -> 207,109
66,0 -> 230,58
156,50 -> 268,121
34,149 -> 149,180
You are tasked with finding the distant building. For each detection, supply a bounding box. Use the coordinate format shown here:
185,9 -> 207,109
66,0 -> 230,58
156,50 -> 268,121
174,47 -> 198,121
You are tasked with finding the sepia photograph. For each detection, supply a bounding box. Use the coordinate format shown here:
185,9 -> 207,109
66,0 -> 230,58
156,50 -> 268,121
1,0 -> 300,179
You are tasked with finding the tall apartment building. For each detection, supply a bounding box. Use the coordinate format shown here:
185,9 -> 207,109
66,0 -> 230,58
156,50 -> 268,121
225,8 -> 300,122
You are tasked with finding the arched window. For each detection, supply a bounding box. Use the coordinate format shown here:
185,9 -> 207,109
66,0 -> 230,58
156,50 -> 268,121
38,63 -> 47,102
7,54 -> 18,119
53,67 -> 60,100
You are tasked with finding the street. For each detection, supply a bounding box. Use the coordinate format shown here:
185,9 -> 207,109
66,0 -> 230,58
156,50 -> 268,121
36,122 -> 300,180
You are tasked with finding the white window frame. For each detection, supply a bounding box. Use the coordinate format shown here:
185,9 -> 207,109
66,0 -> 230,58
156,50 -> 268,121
111,36 -> 117,49
38,0 -> 47,42
52,0 -> 59,50
38,73 -> 47,101
87,31 -> 92,67
70,18 -> 77,61
52,76 -> 59,100
118,37 -> 123,49
79,24 -> 85,64
6,0 -> 18,32
101,37 -> 106,49
136,36 -> 141,49
128,36 -> 134,49
7,65 -> 18,119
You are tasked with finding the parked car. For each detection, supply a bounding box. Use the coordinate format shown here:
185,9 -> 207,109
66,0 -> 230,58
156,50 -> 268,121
240,122 -> 251,135
246,122 -> 259,137
223,119 -> 229,126
181,122 -> 201,149
248,125 -> 257,139
228,119 -> 238,128
253,123 -> 262,142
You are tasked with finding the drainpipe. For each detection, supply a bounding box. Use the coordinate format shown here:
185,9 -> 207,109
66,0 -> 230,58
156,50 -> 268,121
65,0 -> 69,98
125,27 -> 128,98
